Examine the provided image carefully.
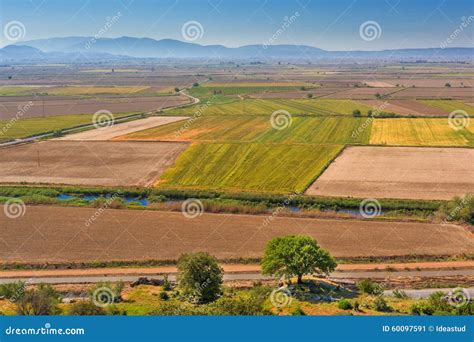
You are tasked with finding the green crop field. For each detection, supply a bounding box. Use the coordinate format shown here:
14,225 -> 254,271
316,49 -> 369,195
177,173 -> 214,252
0,112 -> 133,141
190,84 -> 314,96
0,86 -> 43,96
370,118 -> 473,147
420,100 -> 474,115
157,142 -> 344,193
123,116 -> 372,145
166,98 -> 372,116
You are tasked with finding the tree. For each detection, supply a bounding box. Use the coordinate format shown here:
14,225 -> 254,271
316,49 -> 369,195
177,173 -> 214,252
306,93 -> 313,98
445,82 -> 451,87
174,87 -> 180,93
261,235 -> 337,284
177,252 -> 223,303
352,109 -> 361,117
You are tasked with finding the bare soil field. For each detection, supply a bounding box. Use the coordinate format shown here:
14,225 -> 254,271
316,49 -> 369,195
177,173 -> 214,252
0,95 -> 189,119
379,78 -> 473,88
360,100 -> 448,116
391,87 -> 473,99
363,81 -> 395,87
248,88 -> 342,99
1,206 -> 472,264
56,116 -> 186,141
0,141 -> 188,186
307,146 -> 474,200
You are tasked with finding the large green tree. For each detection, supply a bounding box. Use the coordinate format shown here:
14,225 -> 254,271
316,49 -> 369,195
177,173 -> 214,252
261,235 -> 337,284
177,252 -> 223,303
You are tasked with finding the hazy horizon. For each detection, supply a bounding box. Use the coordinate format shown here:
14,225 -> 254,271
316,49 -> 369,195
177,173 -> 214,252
1,0 -> 473,50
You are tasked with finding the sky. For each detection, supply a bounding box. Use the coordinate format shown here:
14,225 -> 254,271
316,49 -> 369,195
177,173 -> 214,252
0,0 -> 473,50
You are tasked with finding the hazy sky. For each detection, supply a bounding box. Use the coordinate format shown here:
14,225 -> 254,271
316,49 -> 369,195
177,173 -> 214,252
0,0 -> 473,50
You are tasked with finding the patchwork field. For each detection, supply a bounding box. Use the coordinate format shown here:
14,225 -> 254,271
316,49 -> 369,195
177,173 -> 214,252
369,118 -> 473,146
57,116 -> 186,141
44,85 -> 152,95
359,100 -> 449,116
157,143 -> 344,193
307,146 -> 474,200
0,141 -> 188,186
420,100 -> 474,115
0,95 -> 189,119
0,112 -> 134,142
2,206 -> 472,263
120,116 -> 372,145
166,98 -> 373,116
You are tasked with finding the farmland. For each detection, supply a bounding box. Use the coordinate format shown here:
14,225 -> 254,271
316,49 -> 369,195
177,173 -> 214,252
157,143 -> 343,193
369,118 -> 473,147
120,116 -> 372,144
419,100 -> 474,115
0,95 -> 190,120
165,98 -> 373,116
307,146 -> 474,200
2,206 -> 472,263
0,141 -> 188,186
0,112 -> 134,142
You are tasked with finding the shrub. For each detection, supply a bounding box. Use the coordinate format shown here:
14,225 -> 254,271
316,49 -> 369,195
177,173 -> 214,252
357,279 -> 383,295
291,304 -> 306,316
352,109 -> 361,117
439,193 -> 473,224
393,289 -> 409,299
16,284 -> 61,315
177,252 -> 223,303
89,281 -> 124,305
0,281 -> 27,302
338,299 -> 353,310
162,275 -> 173,291
159,291 -> 169,301
69,301 -> 107,315
410,301 -> 434,315
374,297 -> 392,312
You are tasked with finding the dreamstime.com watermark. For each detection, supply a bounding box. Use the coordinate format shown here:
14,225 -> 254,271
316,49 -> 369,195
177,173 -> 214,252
442,193 -> 473,224
359,21 -> 382,41
3,20 -> 26,41
263,12 -> 300,49
174,99 -> 212,138
3,198 -> 26,219
0,101 -> 34,138
84,192 -> 122,227
5,323 -> 85,336
181,198 -> 204,219
181,21 -> 204,41
351,101 -> 388,139
440,16 -> 474,49
359,198 -> 382,218
258,192 -> 301,229
84,12 -> 122,50
270,109 -> 292,130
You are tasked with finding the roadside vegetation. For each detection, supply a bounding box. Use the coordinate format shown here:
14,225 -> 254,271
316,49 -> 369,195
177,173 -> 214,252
0,236 -> 471,316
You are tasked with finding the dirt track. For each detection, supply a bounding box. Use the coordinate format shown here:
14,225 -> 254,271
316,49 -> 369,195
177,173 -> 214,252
1,206 -> 472,264
0,141 -> 188,186
307,146 -> 474,200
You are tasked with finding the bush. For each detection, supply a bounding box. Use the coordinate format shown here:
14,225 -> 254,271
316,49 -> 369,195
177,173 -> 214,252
69,301 -> 106,315
162,275 -> 173,291
439,193 -> 473,224
16,284 -> 61,315
393,289 -> 409,299
159,291 -> 169,301
177,252 -> 223,303
0,281 -> 27,302
291,304 -> 306,316
410,301 -> 434,315
352,109 -> 361,117
89,281 -> 124,305
357,279 -> 384,295
374,297 -> 392,312
338,299 -> 353,310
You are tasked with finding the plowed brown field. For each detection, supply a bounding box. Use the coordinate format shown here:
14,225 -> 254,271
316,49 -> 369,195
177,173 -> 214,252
1,206 -> 472,264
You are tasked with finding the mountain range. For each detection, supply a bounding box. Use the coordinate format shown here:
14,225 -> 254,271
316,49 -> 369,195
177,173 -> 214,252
1,36 -> 472,62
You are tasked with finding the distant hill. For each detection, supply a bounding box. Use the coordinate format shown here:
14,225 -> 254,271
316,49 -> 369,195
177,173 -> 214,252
3,36 -> 473,62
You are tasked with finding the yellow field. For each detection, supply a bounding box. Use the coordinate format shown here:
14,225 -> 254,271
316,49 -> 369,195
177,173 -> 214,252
46,86 -> 150,95
370,118 -> 473,146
